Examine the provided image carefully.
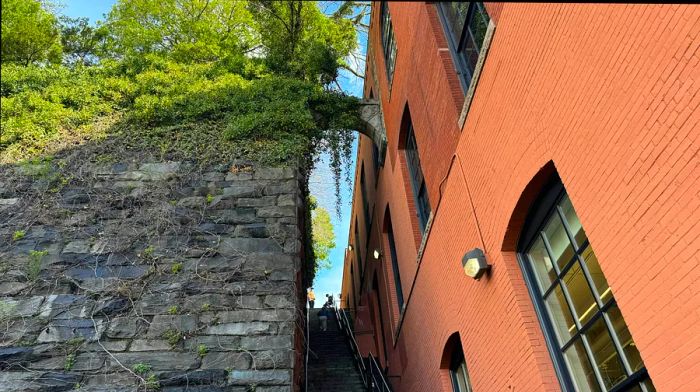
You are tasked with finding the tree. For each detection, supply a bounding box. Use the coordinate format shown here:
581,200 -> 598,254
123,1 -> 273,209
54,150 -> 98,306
102,0 -> 258,64
310,197 -> 336,271
1,0 -> 63,65
59,17 -> 108,66
249,0 -> 357,84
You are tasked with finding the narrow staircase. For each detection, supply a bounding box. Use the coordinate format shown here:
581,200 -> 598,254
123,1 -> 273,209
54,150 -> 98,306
307,308 -> 367,392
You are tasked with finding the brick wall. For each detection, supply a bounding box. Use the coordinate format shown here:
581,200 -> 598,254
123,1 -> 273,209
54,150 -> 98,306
344,3 -> 699,391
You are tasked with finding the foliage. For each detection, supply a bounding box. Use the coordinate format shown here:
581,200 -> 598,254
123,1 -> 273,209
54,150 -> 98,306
27,250 -> 48,281
171,262 -> 183,274
132,363 -> 151,375
167,305 -> 178,315
64,353 -> 76,370
103,0 -> 257,64
0,63 -> 131,161
249,1 -> 357,83
197,344 -> 208,358
1,0 -> 62,65
13,230 -> 26,241
162,328 -> 182,347
60,16 -> 108,66
310,196 -> 336,272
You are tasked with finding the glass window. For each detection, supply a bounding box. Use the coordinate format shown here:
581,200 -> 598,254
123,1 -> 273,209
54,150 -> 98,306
380,2 -> 398,84
521,187 -> 654,391
404,121 -> 431,233
437,2 -> 491,92
360,166 -> 371,236
386,218 -> 404,311
450,349 -> 473,392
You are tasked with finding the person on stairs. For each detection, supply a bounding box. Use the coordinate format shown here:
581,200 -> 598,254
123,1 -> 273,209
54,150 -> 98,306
308,287 -> 316,309
318,304 -> 330,331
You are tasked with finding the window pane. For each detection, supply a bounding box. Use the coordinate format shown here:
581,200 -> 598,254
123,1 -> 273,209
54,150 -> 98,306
469,3 -> 490,50
585,318 -> 626,390
560,195 -> 588,249
460,32 -> 480,78
562,261 -> 598,326
581,247 -> 612,304
528,237 -> 557,293
544,213 -> 576,270
564,339 -> 601,392
440,2 -> 469,45
607,305 -> 644,373
545,284 -> 577,345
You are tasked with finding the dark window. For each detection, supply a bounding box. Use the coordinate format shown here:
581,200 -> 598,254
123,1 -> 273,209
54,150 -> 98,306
360,166 -> 371,235
519,179 -> 655,392
386,217 -> 404,311
354,219 -> 363,279
449,346 -> 472,392
404,121 -> 431,233
437,2 -> 490,92
372,142 -> 380,181
380,1 -> 398,84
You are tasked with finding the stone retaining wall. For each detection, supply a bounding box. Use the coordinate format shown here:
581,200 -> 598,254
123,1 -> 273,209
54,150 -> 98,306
0,158 -> 306,392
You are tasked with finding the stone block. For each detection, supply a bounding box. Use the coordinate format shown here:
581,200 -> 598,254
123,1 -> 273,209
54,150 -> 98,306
222,185 -> 260,198
147,315 -> 198,338
62,240 -> 91,254
253,167 -> 295,180
228,369 -> 291,385
239,336 -> 291,351
276,194 -> 296,207
200,352 -> 251,370
263,295 -> 295,309
256,206 -> 296,218
207,209 -> 258,224
204,322 -> 272,335
36,319 -> 104,343
178,196 -> 206,208
158,369 -> 229,386
130,339 -> 172,351
214,309 -> 294,324
225,172 -> 253,181
106,317 -> 146,339
232,223 -> 268,238
110,352 -> 200,371
251,350 -> 293,369
218,238 -> 282,255
236,196 -> 277,208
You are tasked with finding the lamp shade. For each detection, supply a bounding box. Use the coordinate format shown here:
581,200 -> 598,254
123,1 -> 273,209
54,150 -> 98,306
461,248 -> 490,279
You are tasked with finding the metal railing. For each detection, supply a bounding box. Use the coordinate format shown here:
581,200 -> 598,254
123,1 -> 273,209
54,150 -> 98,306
332,297 -> 393,392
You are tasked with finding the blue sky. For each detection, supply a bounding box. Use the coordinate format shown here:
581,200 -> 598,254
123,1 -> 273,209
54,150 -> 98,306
60,1 -> 368,298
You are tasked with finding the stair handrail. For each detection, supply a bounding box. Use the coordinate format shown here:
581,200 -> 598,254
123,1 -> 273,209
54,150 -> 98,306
367,352 -> 393,392
332,299 -> 368,388
331,297 -> 393,392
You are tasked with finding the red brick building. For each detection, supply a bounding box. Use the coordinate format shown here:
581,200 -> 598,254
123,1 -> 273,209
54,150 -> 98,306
341,3 -> 699,392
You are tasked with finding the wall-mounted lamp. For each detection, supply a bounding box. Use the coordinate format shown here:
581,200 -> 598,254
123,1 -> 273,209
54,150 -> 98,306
347,244 -> 353,251
462,248 -> 490,280
373,249 -> 381,260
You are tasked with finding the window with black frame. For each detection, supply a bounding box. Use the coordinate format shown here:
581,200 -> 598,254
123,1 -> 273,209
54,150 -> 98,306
385,217 -> 404,311
450,348 -> 472,392
354,218 -> 363,278
380,1 -> 398,84
437,2 -> 490,92
520,181 -> 655,392
404,121 -> 431,233
360,166 -> 371,233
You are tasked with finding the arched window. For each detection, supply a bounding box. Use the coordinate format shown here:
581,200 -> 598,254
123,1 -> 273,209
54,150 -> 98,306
518,175 -> 655,392
440,333 -> 473,392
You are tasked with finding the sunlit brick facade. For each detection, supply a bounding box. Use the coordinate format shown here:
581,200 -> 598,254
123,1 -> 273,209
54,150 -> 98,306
342,3 -> 699,391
